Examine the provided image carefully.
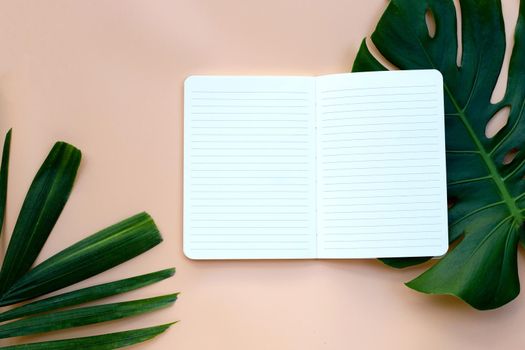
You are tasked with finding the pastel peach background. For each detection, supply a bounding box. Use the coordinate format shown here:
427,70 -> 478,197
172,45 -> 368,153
0,0 -> 523,349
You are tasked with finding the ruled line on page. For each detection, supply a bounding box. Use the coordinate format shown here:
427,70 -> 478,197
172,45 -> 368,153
192,104 -> 309,108
191,97 -> 309,101
322,164 -> 440,170
321,91 -> 435,100
319,84 -> 436,93
323,245 -> 440,250
192,212 -> 309,214
192,147 -> 309,150
324,208 -> 441,214
192,183 -> 309,186
323,106 -> 437,114
191,190 -> 306,193
322,120 -> 436,128
322,135 -> 440,142
191,119 -> 309,122
191,140 -> 309,144
324,230 -> 441,236
323,113 -> 437,121
191,133 -> 310,137
190,248 -> 310,251
191,90 -> 309,94
321,128 -> 438,136
321,179 -> 440,186
322,186 -> 441,192
323,150 -> 439,156
191,112 -> 309,115
326,216 -> 440,221
192,233 -> 310,236
322,201 -> 440,207
321,171 -> 440,177
323,194 -> 441,200
321,98 -> 436,107
324,237 -> 442,243
191,226 -> 310,229
191,204 -> 310,207
324,223 -> 442,229
191,176 -> 309,179
191,155 -> 309,158
322,157 -> 440,165
322,144 -> 438,150
192,126 -> 307,129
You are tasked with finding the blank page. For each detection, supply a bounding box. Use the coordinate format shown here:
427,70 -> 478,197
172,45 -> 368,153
184,76 -> 317,259
316,70 -> 448,258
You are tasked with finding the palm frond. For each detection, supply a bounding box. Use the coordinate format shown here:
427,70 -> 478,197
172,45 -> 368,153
0,212 -> 163,306
0,293 -> 178,339
0,129 -> 11,238
0,130 -> 178,348
0,141 -> 81,295
0,323 -> 175,349
0,268 -> 175,322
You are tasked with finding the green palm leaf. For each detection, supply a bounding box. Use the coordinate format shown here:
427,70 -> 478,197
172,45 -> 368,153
0,129 -> 11,237
0,294 -> 178,339
0,268 -> 175,322
352,0 -> 525,309
0,141 -> 81,295
0,212 -> 163,305
0,130 -> 178,348
0,323 -> 174,350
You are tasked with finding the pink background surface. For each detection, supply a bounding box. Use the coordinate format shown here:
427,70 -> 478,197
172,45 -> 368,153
0,0 -> 523,349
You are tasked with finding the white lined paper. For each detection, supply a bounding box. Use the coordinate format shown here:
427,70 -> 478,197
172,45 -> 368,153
316,71 -> 448,258
183,71 -> 448,260
184,76 -> 317,259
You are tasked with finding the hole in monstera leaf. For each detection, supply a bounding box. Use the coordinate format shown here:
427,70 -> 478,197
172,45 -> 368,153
503,147 -> 519,165
425,8 -> 436,38
485,106 -> 510,138
364,37 -> 399,70
490,0 -> 519,103
452,0 -> 463,67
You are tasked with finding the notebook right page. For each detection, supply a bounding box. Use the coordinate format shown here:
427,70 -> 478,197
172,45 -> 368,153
316,70 -> 448,258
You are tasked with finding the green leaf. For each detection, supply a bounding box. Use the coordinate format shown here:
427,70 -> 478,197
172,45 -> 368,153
0,129 -> 12,237
353,0 -> 525,309
0,212 -> 163,306
379,257 -> 431,269
0,293 -> 178,339
352,39 -> 387,72
0,268 -> 175,322
0,323 -> 175,350
0,142 -> 81,295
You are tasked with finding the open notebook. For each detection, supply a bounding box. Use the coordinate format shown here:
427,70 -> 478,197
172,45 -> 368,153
183,70 -> 448,260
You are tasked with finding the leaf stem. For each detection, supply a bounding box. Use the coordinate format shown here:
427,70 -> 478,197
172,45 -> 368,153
444,84 -> 523,227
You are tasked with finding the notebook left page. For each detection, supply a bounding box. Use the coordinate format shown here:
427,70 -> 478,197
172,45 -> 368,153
184,76 -> 317,259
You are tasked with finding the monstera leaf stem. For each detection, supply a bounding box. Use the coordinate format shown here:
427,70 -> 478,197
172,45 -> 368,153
445,85 -> 524,227
403,3 -> 523,227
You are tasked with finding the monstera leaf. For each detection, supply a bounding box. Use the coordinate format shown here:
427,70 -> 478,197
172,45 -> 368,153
353,0 -> 525,309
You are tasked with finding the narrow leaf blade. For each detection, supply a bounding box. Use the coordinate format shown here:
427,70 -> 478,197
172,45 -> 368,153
0,268 -> 175,322
0,129 -> 12,238
0,212 -> 163,305
0,142 -> 81,295
0,323 -> 175,350
0,293 -> 178,339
